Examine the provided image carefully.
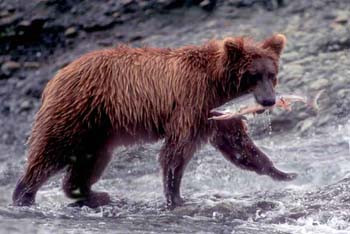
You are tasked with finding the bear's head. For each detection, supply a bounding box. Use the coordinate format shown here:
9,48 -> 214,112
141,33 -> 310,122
221,34 -> 286,107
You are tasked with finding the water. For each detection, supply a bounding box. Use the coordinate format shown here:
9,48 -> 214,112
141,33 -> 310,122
0,122 -> 349,233
261,110 -> 273,136
344,120 -> 350,152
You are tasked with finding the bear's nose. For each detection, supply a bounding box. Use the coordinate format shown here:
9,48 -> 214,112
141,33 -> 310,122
261,99 -> 275,107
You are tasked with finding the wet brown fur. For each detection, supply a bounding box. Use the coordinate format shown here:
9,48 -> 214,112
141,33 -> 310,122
13,34 -> 289,208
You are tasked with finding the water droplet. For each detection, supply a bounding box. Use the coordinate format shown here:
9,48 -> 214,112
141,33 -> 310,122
260,110 -> 273,135
266,110 -> 273,135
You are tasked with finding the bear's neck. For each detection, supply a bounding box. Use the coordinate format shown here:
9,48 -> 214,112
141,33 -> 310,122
203,41 -> 249,110
208,65 -> 244,110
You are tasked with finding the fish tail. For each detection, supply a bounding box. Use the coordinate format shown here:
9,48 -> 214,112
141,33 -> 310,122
307,89 -> 325,111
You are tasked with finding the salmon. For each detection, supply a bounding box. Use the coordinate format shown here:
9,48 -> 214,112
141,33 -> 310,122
209,90 -> 324,121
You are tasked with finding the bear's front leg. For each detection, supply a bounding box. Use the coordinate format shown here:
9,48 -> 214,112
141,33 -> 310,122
210,117 -> 297,181
158,139 -> 196,209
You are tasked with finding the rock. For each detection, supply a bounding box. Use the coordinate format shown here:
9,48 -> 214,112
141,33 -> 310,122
129,35 -> 143,42
333,10 -> 348,25
0,13 -> 21,28
1,61 -> 21,76
1,105 -> 10,116
23,62 -> 40,69
317,114 -> 331,127
19,99 -> 33,111
337,89 -> 350,99
297,118 -> 314,134
310,78 -> 329,90
2,132 -> 16,145
98,39 -> 113,47
297,111 -> 310,119
121,0 -> 139,13
282,51 -> 299,63
284,64 -> 304,77
114,32 -> 124,39
18,20 -> 31,27
200,0 -> 217,11
121,0 -> 133,6
24,85 -> 42,99
0,10 -> 10,18
83,19 -> 116,32
112,12 -> 120,18
162,0 -> 184,10
64,27 -> 78,37
281,63 -> 304,84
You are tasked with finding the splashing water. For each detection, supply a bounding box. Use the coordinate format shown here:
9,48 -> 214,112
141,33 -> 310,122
257,110 -> 273,135
244,110 -> 274,139
1,122 -> 349,234
265,110 -> 273,135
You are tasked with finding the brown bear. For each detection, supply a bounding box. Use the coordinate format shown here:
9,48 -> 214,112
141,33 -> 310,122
13,34 -> 296,209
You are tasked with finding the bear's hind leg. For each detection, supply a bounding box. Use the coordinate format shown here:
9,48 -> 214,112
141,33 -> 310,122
13,156 -> 66,206
63,144 -> 113,208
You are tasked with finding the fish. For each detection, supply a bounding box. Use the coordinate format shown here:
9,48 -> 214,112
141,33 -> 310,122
209,89 -> 324,121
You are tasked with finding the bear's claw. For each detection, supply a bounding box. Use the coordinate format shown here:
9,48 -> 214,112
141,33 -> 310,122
269,169 -> 298,181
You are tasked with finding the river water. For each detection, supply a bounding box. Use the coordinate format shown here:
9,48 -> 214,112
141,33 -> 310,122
0,117 -> 349,234
0,1 -> 349,233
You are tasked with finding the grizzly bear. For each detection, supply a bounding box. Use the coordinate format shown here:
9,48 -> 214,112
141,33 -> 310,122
13,34 -> 296,209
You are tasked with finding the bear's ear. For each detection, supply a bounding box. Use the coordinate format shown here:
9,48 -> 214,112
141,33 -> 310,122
223,37 -> 244,63
261,34 -> 286,56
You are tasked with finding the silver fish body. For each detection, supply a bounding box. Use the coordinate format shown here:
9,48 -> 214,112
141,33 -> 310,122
210,90 -> 324,121
211,93 -> 259,115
